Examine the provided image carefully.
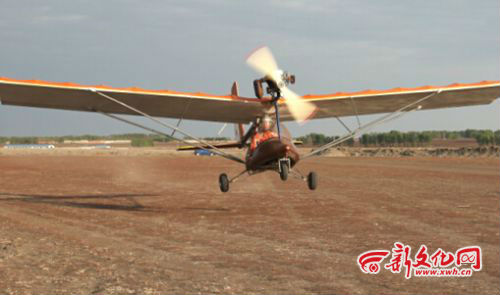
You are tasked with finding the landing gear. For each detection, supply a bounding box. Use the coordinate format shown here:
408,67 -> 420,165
218,168 -> 316,191
307,172 -> 317,190
279,158 -> 290,181
219,173 -> 229,192
279,162 -> 288,181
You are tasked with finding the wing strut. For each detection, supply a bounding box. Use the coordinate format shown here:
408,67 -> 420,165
90,89 -> 245,164
335,116 -> 352,133
170,97 -> 193,137
302,90 -> 441,159
349,96 -> 362,128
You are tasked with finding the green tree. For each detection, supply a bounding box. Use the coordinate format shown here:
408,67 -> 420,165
131,138 -> 154,147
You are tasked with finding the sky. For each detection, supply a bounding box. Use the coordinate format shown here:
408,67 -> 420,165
0,0 -> 498,138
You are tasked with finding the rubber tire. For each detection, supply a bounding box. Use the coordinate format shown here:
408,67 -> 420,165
279,161 -> 288,181
219,173 -> 229,192
307,172 -> 317,190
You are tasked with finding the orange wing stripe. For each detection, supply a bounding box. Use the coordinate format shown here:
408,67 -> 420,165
303,80 -> 500,99
0,76 -> 233,100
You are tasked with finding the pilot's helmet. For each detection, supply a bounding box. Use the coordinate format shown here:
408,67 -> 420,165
259,116 -> 273,132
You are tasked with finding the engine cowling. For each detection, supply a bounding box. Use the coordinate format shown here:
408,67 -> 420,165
253,79 -> 264,99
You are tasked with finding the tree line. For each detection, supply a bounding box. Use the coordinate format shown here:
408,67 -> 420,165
1,129 -> 499,147
361,129 -> 500,146
296,129 -> 500,147
360,131 -> 433,146
0,133 -> 171,146
295,133 -> 355,146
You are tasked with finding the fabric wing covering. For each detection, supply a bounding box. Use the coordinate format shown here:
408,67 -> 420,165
0,77 -> 498,123
0,77 -> 264,124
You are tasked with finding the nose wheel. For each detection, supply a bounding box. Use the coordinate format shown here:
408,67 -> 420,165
278,158 -> 290,181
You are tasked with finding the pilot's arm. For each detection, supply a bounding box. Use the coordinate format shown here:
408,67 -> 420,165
250,134 -> 260,151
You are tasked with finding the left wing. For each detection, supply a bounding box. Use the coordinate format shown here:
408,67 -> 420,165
277,81 -> 500,121
0,77 -> 264,124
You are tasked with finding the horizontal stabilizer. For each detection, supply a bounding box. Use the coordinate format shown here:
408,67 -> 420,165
177,142 -> 242,151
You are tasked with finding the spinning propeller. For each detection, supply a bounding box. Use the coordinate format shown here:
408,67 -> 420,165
246,46 -> 317,123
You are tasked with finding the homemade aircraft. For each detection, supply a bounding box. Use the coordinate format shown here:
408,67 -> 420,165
0,47 -> 499,192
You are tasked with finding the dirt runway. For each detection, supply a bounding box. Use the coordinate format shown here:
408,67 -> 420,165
0,151 -> 498,294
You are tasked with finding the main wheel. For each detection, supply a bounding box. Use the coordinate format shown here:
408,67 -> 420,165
307,172 -> 317,190
219,173 -> 229,192
279,161 -> 288,181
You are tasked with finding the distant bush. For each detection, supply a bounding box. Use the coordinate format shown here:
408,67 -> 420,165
9,137 -> 38,144
296,133 -> 335,146
131,138 -> 154,147
202,137 -> 229,141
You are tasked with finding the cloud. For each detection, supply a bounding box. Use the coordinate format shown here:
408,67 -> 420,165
33,14 -> 88,24
269,0 -> 338,13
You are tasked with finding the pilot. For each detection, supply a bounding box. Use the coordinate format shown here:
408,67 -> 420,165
250,116 -> 277,152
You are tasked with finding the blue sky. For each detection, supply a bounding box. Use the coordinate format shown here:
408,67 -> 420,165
0,0 -> 498,137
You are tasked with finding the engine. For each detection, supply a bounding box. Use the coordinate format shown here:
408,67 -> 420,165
253,71 -> 295,99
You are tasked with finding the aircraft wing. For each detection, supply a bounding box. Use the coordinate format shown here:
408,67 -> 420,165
0,77 -> 264,124
278,81 -> 500,121
1,77 -> 499,123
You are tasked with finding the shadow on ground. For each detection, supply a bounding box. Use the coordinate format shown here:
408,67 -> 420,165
0,192 -> 160,212
0,192 -> 232,213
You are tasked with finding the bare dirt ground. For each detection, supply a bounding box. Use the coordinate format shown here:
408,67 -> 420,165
0,150 -> 498,294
